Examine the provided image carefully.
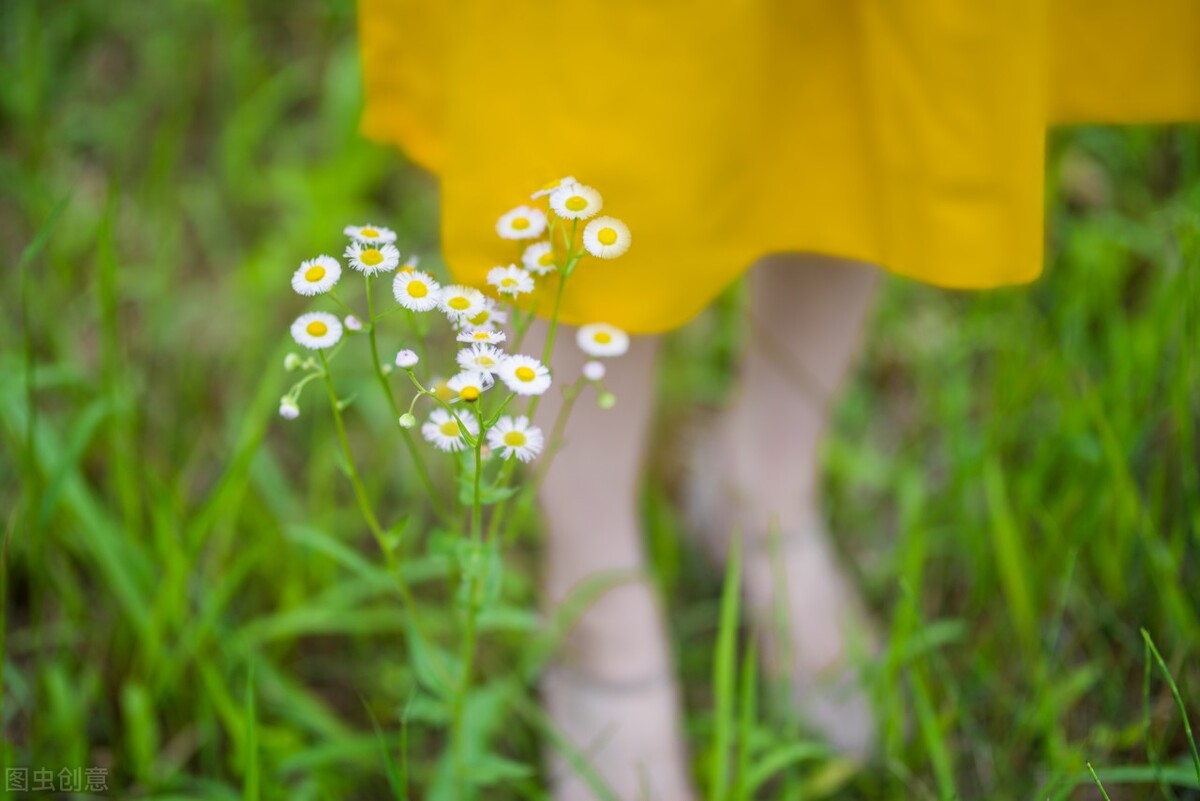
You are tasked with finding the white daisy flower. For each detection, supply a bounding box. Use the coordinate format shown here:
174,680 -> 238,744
522,241 -> 558,275
439,285 -> 487,320
344,224 -> 397,245
345,241 -> 401,275
291,255 -> 341,296
549,183 -> 603,220
487,265 -> 535,296
582,217 -> 631,259
422,407 -> 478,452
457,327 -> 507,345
393,270 -> 442,312
290,311 -> 344,350
531,176 -> 577,200
577,322 -> 630,357
458,299 -> 508,330
496,206 -> 547,240
457,343 -> 507,375
279,396 -> 300,420
487,416 -> 544,462
344,315 -> 363,332
395,349 -> 419,369
447,371 -> 492,402
583,360 -> 606,381
498,354 -> 552,396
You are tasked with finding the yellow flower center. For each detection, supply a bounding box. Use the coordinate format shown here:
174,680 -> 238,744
503,430 -> 527,447
306,321 -> 328,336
538,251 -> 555,267
434,382 -> 455,402
361,248 -> 383,266
449,296 -> 471,311
304,265 -> 326,282
597,227 -> 618,246
362,227 -> 379,238
469,311 -> 490,325
501,278 -> 518,288
565,196 -> 588,212
515,366 -> 536,382
407,281 -> 428,298
511,217 -> 530,231
473,332 -> 490,340
478,356 -> 495,366
460,386 -> 480,401
439,420 -> 460,437
594,331 -> 612,344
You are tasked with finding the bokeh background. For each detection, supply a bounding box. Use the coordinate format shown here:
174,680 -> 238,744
3,1 -> 1198,799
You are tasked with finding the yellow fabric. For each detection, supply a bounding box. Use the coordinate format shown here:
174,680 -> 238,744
357,0 -> 1200,334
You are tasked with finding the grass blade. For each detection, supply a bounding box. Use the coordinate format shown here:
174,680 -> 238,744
1141,629 -> 1200,782
243,661 -> 259,801
709,530 -> 742,801
733,636 -> 757,801
1087,762 -> 1114,801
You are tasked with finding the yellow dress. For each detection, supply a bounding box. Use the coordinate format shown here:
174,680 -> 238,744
356,1 -> 1199,334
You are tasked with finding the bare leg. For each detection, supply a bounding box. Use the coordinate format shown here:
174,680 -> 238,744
530,321 -> 696,801
691,253 -> 880,756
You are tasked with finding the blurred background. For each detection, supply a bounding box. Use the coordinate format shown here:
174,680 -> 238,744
2,1 -> 1198,799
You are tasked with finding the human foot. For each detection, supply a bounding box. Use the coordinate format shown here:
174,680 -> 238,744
542,662 -> 697,801
684,413 -> 879,759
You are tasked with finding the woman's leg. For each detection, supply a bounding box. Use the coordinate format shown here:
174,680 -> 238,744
530,323 -> 695,801
696,253 -> 880,756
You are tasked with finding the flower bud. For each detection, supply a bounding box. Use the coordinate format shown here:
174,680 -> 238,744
398,412 -> 417,429
344,314 -> 363,332
279,396 -> 300,420
395,349 -> 420,369
283,353 -> 303,372
597,391 -> 617,410
583,360 -> 606,382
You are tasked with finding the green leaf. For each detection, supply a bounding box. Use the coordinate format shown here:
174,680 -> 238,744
469,753 -> 535,787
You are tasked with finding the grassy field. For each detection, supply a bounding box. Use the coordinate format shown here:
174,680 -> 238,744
3,1 -> 1198,799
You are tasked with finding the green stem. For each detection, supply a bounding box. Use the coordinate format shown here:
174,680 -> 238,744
485,233 -> 579,540
327,291 -> 355,317
500,377 -> 586,545
531,377 -> 585,491
285,370 -> 324,399
452,406 -> 487,799
471,406 -> 484,544
318,352 -> 435,648
403,372 -> 478,448
484,392 -> 516,429
365,276 -> 444,515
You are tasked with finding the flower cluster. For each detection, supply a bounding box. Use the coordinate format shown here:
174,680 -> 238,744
276,179 -> 633,796
279,178 -> 631,470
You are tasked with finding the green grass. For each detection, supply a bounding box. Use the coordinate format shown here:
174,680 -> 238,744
2,1 -> 1198,799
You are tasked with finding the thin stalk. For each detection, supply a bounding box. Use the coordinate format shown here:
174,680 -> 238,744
365,275 -> 443,515
402,372 -> 478,448
486,230 -> 579,540
318,352 -> 445,682
451,406 -> 487,799
532,377 -> 585,490
498,377 -> 586,544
